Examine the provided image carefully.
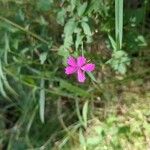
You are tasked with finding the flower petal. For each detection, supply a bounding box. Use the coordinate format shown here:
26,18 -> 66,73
67,56 -> 76,67
65,66 -> 76,75
81,63 -> 95,72
77,56 -> 86,67
77,69 -> 86,83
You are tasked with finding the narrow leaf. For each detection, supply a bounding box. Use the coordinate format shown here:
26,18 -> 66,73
57,8 -> 66,25
82,101 -> 89,128
64,18 -> 76,36
79,128 -> 86,147
81,22 -> 92,36
0,78 -> 8,99
40,52 -> 47,64
108,35 -> 117,51
115,0 -> 123,49
87,72 -> 96,82
39,79 -> 45,123
77,2 -> 87,17
60,80 -> 90,97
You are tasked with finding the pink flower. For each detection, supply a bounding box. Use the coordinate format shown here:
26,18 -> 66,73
65,56 -> 95,83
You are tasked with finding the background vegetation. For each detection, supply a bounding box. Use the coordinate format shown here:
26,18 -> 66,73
0,0 -> 150,149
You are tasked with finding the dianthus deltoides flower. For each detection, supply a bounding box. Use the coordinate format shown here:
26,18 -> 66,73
65,56 -> 95,83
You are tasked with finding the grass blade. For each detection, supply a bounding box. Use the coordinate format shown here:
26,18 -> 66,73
39,78 -> 45,123
115,0 -> 123,49
82,101 -> 89,128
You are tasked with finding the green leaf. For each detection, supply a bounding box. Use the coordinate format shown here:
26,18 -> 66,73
3,75 -> 18,97
81,22 -> 92,36
39,79 -> 45,123
87,72 -> 96,82
77,2 -> 88,17
75,99 -> 84,125
82,101 -> 88,128
113,50 -> 127,58
57,8 -> 66,25
37,16 -> 48,26
136,35 -> 147,46
70,0 -> 79,11
94,126 -> 103,135
75,30 -> 83,50
86,35 -> 93,43
37,0 -> 53,11
64,35 -> 73,48
115,0 -> 123,49
86,136 -> 100,146
39,52 -> 47,64
64,18 -> 76,36
4,33 -> 10,64
0,62 -> 9,99
118,64 -> 127,74
79,128 -> 86,147
108,35 -> 117,51
60,80 -> 90,97
0,78 -> 8,99
58,46 -> 70,65
107,50 -> 130,74
12,39 -> 19,50
82,16 -> 88,22
0,62 -> 18,97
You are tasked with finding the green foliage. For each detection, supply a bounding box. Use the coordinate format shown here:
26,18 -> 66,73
107,50 -> 130,74
107,0 -> 130,74
0,0 -> 149,149
115,0 -> 123,49
37,0 -> 53,11
39,78 -> 45,123
82,101 -> 88,128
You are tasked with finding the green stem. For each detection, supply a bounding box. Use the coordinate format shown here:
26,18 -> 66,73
0,16 -> 49,45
